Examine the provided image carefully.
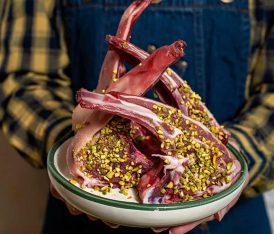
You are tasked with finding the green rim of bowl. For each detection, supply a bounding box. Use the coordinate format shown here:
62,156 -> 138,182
47,132 -> 248,211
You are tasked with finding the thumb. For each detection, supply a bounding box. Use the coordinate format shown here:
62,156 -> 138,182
170,216 -> 214,234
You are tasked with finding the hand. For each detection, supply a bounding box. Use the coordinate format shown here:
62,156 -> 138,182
151,176 -> 249,234
228,137 -> 242,152
49,183 -> 120,229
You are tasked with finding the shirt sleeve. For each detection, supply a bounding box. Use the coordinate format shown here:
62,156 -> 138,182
0,0 -> 73,168
225,11 -> 274,196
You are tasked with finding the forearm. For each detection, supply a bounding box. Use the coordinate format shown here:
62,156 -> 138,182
226,8 -> 274,196
0,0 -> 73,168
0,71 -> 73,168
226,90 -> 274,196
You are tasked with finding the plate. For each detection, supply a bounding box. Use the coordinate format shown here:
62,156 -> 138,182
47,134 -> 248,228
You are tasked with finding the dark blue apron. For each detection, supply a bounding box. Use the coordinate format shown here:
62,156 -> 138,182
43,1 -> 272,233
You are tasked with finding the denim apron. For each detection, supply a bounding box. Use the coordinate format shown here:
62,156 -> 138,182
43,0 -> 272,233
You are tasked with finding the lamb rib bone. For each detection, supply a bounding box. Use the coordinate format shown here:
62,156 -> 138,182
72,0 -> 152,130
96,0 -> 153,92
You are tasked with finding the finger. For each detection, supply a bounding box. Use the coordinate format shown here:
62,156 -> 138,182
151,227 -> 169,233
170,216 -> 214,234
228,138 -> 241,151
50,184 -> 64,201
242,174 -> 250,189
50,184 -> 82,215
66,203 -> 82,216
103,221 -> 120,229
87,215 -> 98,221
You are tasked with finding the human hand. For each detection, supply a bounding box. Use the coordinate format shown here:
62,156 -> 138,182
151,176 -> 249,234
49,183 -> 120,228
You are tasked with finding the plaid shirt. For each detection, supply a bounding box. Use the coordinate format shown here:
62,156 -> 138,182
0,0 -> 273,197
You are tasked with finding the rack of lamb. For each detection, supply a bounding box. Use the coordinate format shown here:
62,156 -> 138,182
66,0 -> 241,204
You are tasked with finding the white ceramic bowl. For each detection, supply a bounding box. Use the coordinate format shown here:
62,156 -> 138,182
47,134 -> 248,228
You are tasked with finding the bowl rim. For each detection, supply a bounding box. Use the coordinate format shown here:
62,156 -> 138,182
47,132 -> 248,211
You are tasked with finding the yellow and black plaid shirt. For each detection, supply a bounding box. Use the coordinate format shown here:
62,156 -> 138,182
0,0 -> 273,196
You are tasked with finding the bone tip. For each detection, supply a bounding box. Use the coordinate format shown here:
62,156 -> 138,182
105,35 -> 111,41
175,40 -> 187,51
171,40 -> 187,57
